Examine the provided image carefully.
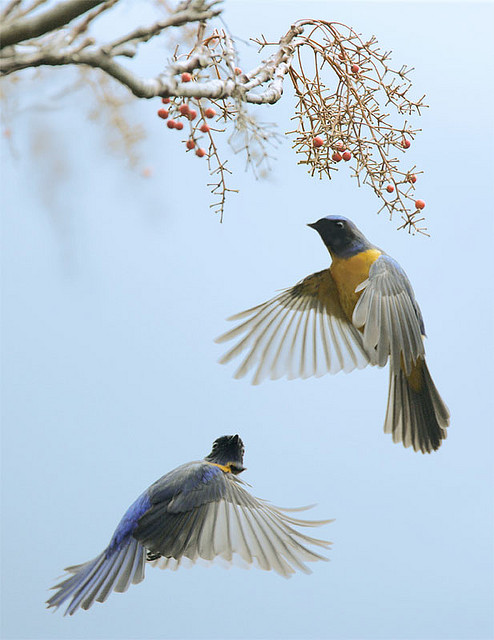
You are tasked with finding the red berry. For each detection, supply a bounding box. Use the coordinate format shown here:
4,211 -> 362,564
188,109 -> 197,121
313,136 -> 324,148
178,103 -> 189,116
181,72 -> 192,82
186,139 -> 195,150
175,121 -> 184,130
204,108 -> 216,118
332,152 -> 342,162
167,119 -> 176,129
157,108 -> 169,119
234,67 -> 242,75
342,151 -> 352,161
386,184 -> 394,193
161,98 -> 171,104
351,64 -> 360,74
196,148 -> 206,158
402,138 -> 411,149
200,123 -> 210,133
415,199 -> 425,210
409,174 -> 417,183
334,141 -> 345,152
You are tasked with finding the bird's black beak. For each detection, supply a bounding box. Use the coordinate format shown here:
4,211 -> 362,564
307,222 -> 318,230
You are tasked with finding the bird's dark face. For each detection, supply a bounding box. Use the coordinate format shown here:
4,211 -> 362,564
308,216 -> 371,258
205,435 -> 246,474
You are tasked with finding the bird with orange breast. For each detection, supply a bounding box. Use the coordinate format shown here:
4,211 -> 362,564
216,216 -> 450,454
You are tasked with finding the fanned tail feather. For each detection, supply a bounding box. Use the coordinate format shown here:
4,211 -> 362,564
47,538 -> 146,616
385,360 -> 450,453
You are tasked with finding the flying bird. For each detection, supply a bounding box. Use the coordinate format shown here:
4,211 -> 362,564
47,435 -> 331,615
216,216 -> 450,453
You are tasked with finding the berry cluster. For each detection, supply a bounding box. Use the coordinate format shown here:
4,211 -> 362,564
310,135 -> 425,212
284,19 -> 429,232
152,31 -> 275,221
157,92 -> 217,159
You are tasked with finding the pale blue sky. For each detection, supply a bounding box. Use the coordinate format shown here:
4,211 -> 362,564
1,2 -> 493,639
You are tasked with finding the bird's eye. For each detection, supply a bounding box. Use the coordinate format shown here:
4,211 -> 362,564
336,221 -> 344,229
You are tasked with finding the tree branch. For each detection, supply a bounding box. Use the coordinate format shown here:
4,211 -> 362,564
0,3 -> 427,229
1,0 -> 23,20
0,0 -> 105,48
0,12 -> 299,105
104,0 -> 222,53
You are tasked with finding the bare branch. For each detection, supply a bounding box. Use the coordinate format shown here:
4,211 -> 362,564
0,3 -> 428,230
0,22 -> 297,105
1,0 -> 22,20
18,0 -> 51,19
67,0 -> 119,45
104,0 -> 222,52
282,19 -> 428,233
0,0 -> 105,48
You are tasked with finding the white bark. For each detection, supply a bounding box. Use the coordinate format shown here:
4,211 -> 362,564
0,0 -> 302,105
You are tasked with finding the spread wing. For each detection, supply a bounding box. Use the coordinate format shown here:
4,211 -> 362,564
216,269 -> 369,384
352,255 -> 425,374
134,463 -> 331,578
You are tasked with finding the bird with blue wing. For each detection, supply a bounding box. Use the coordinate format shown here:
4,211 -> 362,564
216,217 -> 450,454
47,435 -> 332,615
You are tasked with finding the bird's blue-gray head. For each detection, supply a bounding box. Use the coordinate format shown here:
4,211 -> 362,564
308,215 -> 373,258
204,434 -> 246,474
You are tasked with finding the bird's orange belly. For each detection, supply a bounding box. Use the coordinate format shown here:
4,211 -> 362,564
330,249 -> 382,320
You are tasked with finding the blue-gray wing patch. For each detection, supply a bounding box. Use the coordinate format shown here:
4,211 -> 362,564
135,466 -> 332,578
